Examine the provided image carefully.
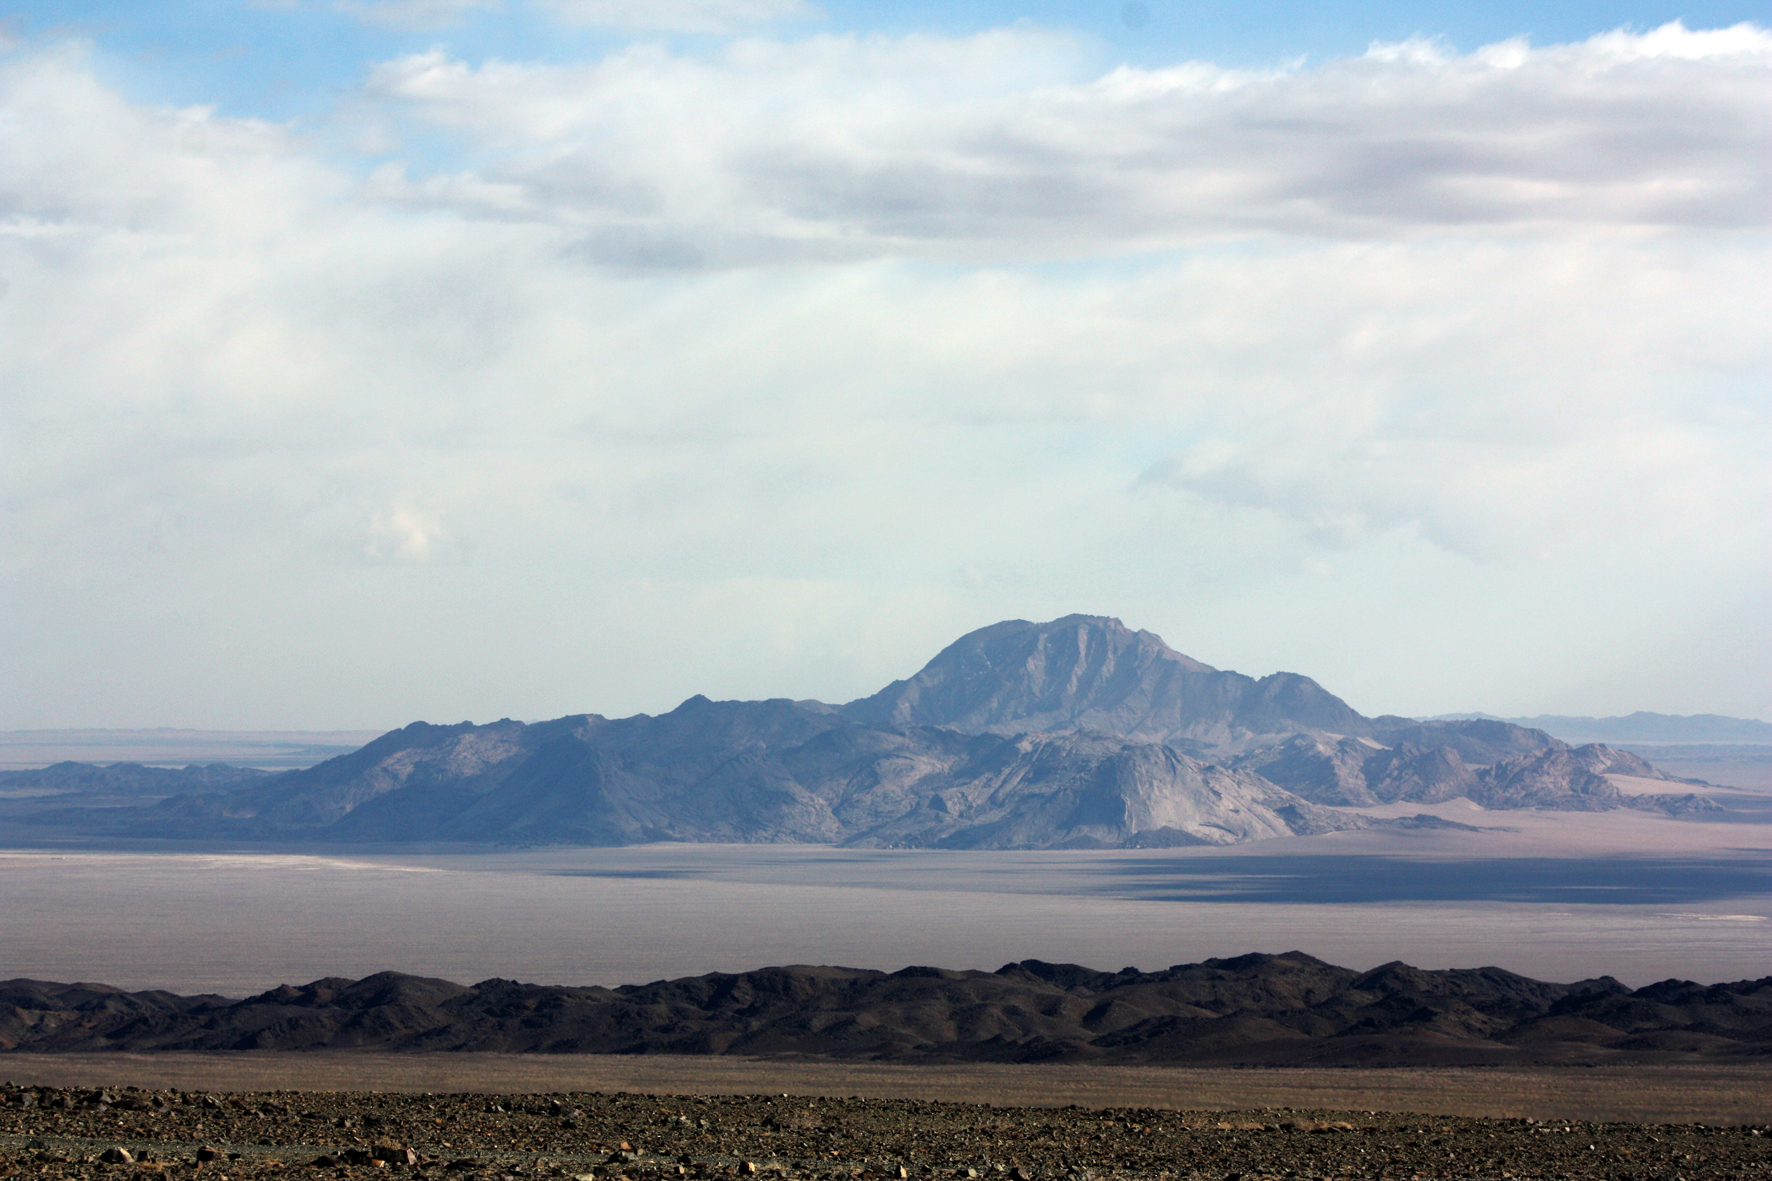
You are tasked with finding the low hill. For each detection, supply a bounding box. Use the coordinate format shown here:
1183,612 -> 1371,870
3,955 -> 1768,1066
1488,713 -> 1772,745
0,761 -> 269,796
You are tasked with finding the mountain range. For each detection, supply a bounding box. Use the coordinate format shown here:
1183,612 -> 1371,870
1433,712 -> 1772,745
10,615 -> 1721,849
4,954 -> 1768,1065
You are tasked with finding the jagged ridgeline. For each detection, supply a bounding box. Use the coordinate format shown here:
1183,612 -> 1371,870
11,615 -> 1718,847
3,954 -> 1769,1063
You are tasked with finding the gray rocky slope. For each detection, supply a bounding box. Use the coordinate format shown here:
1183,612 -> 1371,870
139,702 -> 1353,848
840,615 -> 1370,748
32,615 -> 1711,848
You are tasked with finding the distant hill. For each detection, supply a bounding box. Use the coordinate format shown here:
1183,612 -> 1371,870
15,616 -> 1720,849
0,761 -> 269,795
3,954 -> 1768,1065
1431,712 -> 1772,745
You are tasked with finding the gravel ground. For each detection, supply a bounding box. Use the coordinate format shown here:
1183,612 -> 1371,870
4,1082 -> 1770,1181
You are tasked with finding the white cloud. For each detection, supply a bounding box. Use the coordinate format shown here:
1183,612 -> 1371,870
360,22 -> 1772,263
363,505 -> 459,562
0,30 -> 1767,726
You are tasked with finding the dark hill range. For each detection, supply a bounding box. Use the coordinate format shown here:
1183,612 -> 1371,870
14,616 -> 1717,848
0,761 -> 269,796
3,955 -> 1768,1066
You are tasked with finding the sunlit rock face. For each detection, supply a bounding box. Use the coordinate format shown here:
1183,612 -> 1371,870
842,614 -> 1370,749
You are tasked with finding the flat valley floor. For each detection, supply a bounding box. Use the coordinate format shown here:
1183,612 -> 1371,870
4,1054 -> 1772,1125
3,798 -> 1770,995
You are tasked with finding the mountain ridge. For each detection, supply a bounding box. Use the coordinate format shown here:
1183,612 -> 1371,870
1432,712 -> 1772,745
7,615 -> 1721,849
133,699 -> 1368,849
3,955 -> 1767,1066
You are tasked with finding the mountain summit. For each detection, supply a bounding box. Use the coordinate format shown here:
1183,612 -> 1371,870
843,614 -> 1369,748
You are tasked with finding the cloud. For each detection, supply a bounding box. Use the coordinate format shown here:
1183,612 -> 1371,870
362,506 -> 459,563
359,22 -> 1772,262
0,30 -> 1767,724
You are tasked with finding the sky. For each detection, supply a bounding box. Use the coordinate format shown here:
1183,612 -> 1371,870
0,0 -> 1768,731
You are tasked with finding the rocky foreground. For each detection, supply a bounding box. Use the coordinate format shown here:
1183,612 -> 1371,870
3,1081 -> 1769,1181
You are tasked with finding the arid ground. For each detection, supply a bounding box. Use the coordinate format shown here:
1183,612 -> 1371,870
2,1060 -> 1769,1181
4,1055 -> 1772,1124
4,810 -> 1768,997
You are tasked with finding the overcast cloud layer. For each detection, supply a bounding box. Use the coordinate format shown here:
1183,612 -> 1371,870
1,18 -> 1767,729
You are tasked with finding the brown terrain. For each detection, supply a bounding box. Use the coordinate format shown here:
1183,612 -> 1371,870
2,1070 -> 1769,1181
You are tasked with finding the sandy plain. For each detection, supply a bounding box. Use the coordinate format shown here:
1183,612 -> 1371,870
2,798 -> 1769,995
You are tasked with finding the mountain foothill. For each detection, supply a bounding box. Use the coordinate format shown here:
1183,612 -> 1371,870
5,615 -> 1724,849
4,952 -> 1769,1064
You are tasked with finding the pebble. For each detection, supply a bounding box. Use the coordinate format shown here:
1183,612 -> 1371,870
2,1082 -> 1768,1180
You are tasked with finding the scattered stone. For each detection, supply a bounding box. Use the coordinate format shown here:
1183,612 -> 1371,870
372,1143 -> 418,1166
1,1081 -> 1767,1181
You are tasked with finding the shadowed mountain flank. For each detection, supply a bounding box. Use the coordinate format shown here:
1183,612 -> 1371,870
133,702 -> 1361,849
11,615 -> 1712,849
3,955 -> 1768,1065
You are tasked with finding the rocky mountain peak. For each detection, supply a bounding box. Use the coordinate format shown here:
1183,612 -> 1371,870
26,614 -> 1685,850
841,613 -> 1366,746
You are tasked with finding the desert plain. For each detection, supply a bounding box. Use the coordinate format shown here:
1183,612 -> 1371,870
3,1068 -> 1771,1181
3,796 -> 1768,994
4,714 -> 1770,1178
